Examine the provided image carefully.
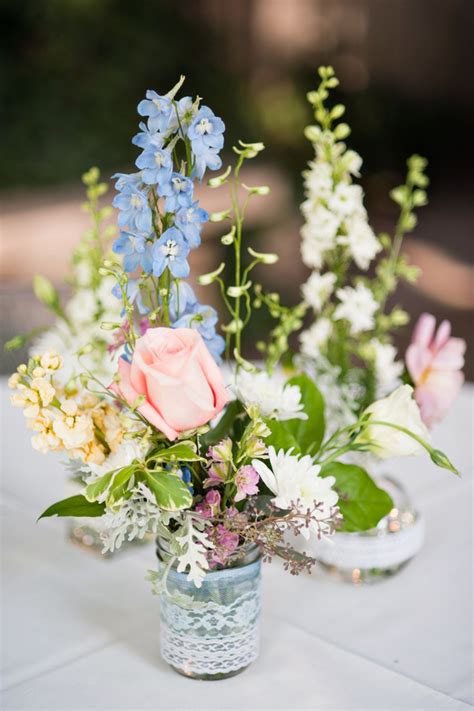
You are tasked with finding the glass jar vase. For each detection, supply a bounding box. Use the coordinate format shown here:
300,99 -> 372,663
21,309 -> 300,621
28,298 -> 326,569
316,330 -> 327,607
157,542 -> 261,680
311,475 -> 425,584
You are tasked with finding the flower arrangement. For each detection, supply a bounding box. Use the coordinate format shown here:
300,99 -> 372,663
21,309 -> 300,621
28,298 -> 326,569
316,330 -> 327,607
298,66 -> 466,434
7,72 -> 461,676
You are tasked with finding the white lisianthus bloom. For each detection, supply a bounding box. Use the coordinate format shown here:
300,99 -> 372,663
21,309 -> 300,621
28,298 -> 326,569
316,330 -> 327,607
252,447 -> 339,539
299,318 -> 332,358
234,370 -> 307,421
334,283 -> 378,334
302,272 -> 337,313
338,215 -> 381,270
358,385 -> 430,458
370,339 -> 403,397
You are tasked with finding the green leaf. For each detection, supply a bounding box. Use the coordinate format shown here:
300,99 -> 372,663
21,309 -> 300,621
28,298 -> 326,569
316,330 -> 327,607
106,465 -> 139,504
84,470 -> 116,502
200,400 -> 243,449
145,470 -> 193,512
262,374 -> 325,457
38,495 -> 105,520
320,462 -> 393,532
263,417 -> 301,455
152,441 -> 204,463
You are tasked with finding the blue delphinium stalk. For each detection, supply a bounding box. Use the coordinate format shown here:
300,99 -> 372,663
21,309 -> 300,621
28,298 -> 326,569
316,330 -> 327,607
109,77 -> 225,361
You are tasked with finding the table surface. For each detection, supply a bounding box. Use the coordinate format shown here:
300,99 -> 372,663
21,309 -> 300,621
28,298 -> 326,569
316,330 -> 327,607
1,379 -> 473,711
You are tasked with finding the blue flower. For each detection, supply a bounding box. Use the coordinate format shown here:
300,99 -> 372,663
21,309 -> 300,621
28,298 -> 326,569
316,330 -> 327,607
112,279 -> 149,315
112,172 -> 143,192
158,172 -> 194,212
180,466 -> 194,494
174,201 -> 208,248
167,96 -> 194,135
173,303 -> 225,362
135,147 -> 173,187
113,186 -> 152,233
168,281 -> 197,321
152,227 -> 190,278
131,122 -> 165,150
137,91 -> 172,133
112,231 -> 153,274
188,106 -> 225,179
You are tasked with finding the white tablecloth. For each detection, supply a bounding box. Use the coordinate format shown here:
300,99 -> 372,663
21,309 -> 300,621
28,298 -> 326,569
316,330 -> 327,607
1,380 -> 472,710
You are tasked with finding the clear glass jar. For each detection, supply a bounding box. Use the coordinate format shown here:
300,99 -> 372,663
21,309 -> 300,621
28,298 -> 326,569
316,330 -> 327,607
313,475 -> 425,584
157,541 -> 261,680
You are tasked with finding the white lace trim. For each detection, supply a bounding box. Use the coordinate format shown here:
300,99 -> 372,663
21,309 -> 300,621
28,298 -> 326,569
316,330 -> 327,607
160,589 -> 260,675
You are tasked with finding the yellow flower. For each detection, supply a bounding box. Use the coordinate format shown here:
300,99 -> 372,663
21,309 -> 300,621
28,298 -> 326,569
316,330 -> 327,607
29,412 -> 62,453
11,386 -> 41,419
75,440 -> 107,465
40,351 -> 63,372
52,400 -> 95,451
32,378 -> 56,407
8,373 -> 21,389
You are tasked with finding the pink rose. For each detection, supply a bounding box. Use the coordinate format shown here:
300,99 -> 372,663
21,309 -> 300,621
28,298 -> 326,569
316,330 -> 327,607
406,313 -> 466,428
110,327 -> 228,440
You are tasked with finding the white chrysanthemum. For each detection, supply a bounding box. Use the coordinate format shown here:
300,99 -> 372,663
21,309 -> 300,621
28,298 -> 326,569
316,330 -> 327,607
299,318 -> 332,358
327,182 -> 365,218
334,283 -> 378,334
338,216 -> 381,270
234,370 -> 307,421
370,339 -> 403,397
301,272 -> 336,313
252,447 -> 339,539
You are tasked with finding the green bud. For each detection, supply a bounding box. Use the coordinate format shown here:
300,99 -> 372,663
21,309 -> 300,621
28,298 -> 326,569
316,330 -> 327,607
198,262 -> 225,286
227,281 -> 252,298
4,335 -> 27,351
242,183 -> 270,196
247,246 -> 279,265
209,210 -> 230,223
33,275 -> 60,310
334,123 -> 350,140
208,165 -> 232,188
100,322 -> 120,331
221,226 -> 236,245
330,104 -> 345,120
430,448 -> 459,476
82,167 -> 100,186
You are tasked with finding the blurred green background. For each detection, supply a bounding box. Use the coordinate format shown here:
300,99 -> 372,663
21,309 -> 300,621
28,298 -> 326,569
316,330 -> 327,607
1,0 -> 472,374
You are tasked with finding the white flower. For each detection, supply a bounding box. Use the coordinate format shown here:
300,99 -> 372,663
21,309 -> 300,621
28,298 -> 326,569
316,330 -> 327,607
252,447 -> 339,540
303,161 -> 333,197
66,289 -> 98,325
327,182 -> 365,218
301,272 -> 336,313
359,385 -> 430,459
299,318 -> 332,358
334,283 -> 378,334
176,517 -> 213,588
370,339 -> 403,397
341,150 -> 363,177
338,216 -> 381,270
234,370 -> 307,421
